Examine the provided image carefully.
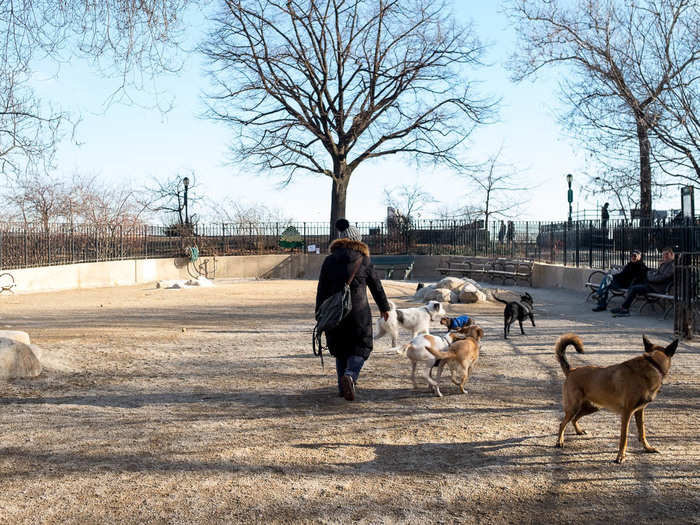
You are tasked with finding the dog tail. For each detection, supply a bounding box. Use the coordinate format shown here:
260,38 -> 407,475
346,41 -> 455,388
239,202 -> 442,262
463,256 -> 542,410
422,344 -> 455,360
492,294 -> 509,305
555,333 -> 584,376
388,301 -> 396,311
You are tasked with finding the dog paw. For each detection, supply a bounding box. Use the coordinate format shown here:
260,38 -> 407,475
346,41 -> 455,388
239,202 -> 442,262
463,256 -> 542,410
614,455 -> 626,464
575,429 -> 587,435
555,442 -> 563,448
643,447 -> 660,454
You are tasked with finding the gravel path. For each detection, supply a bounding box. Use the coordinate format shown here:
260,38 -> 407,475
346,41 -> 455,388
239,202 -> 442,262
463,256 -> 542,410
0,279 -> 698,524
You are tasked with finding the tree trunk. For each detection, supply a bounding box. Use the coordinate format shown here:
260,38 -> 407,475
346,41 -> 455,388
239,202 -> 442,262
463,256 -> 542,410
329,175 -> 349,240
637,120 -> 653,220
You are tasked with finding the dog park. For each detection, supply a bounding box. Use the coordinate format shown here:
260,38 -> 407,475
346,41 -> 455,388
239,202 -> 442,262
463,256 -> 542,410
1,270 -> 698,523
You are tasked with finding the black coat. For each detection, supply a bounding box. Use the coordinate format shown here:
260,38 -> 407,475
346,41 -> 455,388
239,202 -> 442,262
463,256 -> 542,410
612,259 -> 648,288
315,238 -> 391,360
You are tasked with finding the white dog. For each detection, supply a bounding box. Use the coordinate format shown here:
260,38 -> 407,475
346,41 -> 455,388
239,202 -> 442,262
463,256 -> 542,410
397,332 -> 465,397
375,300 -> 446,348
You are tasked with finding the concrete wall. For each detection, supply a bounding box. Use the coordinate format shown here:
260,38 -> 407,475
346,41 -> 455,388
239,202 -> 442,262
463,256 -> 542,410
4,253 -> 595,294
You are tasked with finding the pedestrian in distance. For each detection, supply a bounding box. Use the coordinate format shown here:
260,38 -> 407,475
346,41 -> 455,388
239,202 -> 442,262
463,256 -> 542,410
601,202 -> 610,230
315,219 -> 391,401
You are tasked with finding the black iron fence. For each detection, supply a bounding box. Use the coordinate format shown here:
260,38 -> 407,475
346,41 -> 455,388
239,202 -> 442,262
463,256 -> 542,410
0,218 -> 698,271
674,252 -> 700,338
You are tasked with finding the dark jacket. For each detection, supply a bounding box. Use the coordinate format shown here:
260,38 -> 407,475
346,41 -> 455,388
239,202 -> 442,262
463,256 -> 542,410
646,260 -> 675,293
315,238 -> 391,359
612,260 -> 648,288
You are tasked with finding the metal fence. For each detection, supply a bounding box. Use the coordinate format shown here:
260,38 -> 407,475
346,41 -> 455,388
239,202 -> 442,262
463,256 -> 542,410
0,218 -> 698,271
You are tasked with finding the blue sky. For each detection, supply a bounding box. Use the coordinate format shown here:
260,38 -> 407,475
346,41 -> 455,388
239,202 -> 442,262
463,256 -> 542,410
27,2 -> 679,224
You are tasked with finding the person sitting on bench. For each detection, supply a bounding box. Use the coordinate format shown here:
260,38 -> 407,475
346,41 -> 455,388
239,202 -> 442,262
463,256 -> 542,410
592,250 -> 647,312
610,247 -> 675,316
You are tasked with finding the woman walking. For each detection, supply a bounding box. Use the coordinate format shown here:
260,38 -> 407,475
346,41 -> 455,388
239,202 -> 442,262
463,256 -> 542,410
315,219 -> 391,401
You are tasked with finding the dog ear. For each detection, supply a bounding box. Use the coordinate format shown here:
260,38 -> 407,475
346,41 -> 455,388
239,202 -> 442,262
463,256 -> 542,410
474,326 -> 484,340
664,338 -> 679,357
642,335 -> 655,353
433,302 -> 441,311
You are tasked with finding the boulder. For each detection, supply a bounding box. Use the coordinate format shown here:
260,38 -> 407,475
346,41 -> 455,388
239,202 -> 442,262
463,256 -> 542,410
423,288 -> 452,302
436,277 -> 465,291
0,330 -> 31,345
449,291 -> 460,304
0,335 -> 41,379
414,284 -> 436,301
459,282 -> 489,304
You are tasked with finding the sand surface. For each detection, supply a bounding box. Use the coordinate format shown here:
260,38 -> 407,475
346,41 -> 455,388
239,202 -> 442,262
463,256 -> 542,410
0,278 -> 698,524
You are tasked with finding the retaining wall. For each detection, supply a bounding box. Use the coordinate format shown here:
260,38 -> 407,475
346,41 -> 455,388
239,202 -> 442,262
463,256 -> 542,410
3,254 -> 595,294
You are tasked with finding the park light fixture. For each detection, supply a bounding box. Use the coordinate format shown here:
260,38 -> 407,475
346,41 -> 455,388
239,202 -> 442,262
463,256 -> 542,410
183,176 -> 190,226
566,173 -> 574,224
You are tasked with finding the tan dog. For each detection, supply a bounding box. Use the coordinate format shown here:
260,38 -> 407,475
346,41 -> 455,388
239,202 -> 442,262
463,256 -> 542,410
398,331 -> 467,397
554,333 -> 678,463
423,325 -> 483,395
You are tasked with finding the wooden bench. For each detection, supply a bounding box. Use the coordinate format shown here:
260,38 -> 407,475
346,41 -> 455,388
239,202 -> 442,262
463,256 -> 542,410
437,257 -> 534,286
640,282 -> 674,319
489,259 -> 535,286
371,255 -> 415,280
584,268 -> 625,303
585,269 -> 673,318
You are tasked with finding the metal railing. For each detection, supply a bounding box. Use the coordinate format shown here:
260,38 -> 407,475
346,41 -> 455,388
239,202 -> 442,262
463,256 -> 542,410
0,218 -> 697,271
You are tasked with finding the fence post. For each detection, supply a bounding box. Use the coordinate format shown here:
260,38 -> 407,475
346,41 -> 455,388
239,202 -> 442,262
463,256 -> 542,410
429,220 -> 433,255
303,222 -> 307,252
24,230 -> 28,267
549,223 -> 554,263
525,222 -> 529,259
575,220 -> 580,267
563,221 -> 568,266
0,230 -> 3,269
588,221 -> 593,267
452,221 -> 456,255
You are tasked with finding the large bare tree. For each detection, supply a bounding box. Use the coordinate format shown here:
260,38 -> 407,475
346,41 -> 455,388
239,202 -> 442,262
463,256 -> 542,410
201,0 -> 494,233
507,0 -> 700,218
0,1 -> 194,176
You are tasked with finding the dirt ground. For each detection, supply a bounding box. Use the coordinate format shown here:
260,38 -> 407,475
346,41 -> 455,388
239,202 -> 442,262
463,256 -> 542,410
0,278 -> 698,524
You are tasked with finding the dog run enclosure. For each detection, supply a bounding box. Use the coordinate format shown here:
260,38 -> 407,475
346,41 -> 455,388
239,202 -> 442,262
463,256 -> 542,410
0,218 -> 698,271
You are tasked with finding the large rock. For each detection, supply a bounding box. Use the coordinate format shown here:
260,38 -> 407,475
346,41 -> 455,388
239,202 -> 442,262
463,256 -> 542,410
436,277 -> 465,291
0,332 -> 41,379
423,287 -> 452,303
414,284 -> 436,301
459,282 -> 488,304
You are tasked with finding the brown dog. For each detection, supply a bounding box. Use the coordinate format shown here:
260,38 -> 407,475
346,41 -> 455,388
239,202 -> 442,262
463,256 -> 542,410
424,325 -> 483,394
554,333 -> 678,463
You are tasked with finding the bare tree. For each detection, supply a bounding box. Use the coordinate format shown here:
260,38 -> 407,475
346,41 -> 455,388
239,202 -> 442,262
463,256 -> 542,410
507,0 -> 700,218
144,173 -> 200,227
651,55 -> 700,183
201,0 -> 495,234
460,147 -> 528,225
0,1 -> 195,176
383,183 -> 437,226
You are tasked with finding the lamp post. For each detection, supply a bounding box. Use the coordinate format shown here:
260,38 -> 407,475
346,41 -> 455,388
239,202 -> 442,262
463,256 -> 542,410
566,173 -> 573,224
183,176 -> 190,226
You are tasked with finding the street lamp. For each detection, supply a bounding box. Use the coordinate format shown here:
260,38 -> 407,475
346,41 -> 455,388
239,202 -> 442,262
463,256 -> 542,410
183,176 -> 190,226
566,173 -> 573,224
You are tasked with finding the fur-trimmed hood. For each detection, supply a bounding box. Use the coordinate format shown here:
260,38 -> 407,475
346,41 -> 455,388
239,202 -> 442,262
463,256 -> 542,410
329,238 -> 370,257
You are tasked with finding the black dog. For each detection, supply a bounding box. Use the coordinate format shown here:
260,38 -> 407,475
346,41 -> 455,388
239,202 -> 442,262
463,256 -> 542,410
493,292 -> 535,339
